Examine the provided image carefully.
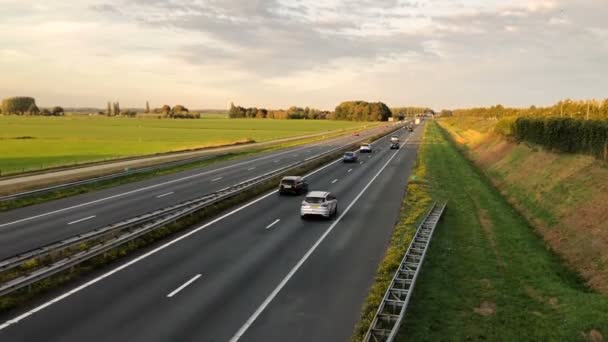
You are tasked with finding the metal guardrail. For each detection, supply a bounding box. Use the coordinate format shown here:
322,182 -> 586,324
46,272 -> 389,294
0,125 -> 405,297
364,202 -> 446,342
0,162 -> 300,274
0,154 -> 219,202
0,126 -> 373,202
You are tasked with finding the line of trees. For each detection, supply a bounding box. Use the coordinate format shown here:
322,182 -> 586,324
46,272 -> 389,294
229,103 -> 328,120
391,107 -> 433,116
0,97 -> 202,119
334,101 -> 392,121
229,101 -> 393,121
1,97 -> 64,116
449,99 -> 608,120
99,101 -> 199,118
151,104 -> 200,118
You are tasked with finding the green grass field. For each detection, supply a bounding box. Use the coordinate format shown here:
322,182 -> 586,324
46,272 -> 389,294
0,116 -> 372,175
397,122 -> 608,341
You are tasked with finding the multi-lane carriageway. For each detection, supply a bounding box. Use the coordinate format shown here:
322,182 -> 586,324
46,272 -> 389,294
0,124 -> 423,342
0,124 -> 389,259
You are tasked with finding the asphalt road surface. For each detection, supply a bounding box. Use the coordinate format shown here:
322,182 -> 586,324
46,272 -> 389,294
0,124 -> 396,259
0,124 -> 423,342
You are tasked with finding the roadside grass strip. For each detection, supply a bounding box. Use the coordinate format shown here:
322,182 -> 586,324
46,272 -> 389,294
396,122 -> 608,341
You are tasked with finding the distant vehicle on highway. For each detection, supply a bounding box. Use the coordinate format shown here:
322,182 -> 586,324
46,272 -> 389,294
390,135 -> 400,143
415,118 -> 421,125
390,142 -> 400,149
352,132 -> 360,136
407,125 -> 414,132
278,176 -> 308,195
343,151 -> 359,163
300,191 -> 338,219
360,143 -> 372,153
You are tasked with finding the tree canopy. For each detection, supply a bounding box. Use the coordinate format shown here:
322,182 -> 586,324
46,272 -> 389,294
334,101 -> 392,121
228,103 -> 327,120
28,103 -> 40,115
51,106 -> 65,116
172,105 -> 188,114
1,97 -> 36,115
391,107 -> 432,117
450,98 -> 608,120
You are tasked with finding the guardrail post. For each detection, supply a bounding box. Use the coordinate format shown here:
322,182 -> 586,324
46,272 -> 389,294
364,202 -> 447,342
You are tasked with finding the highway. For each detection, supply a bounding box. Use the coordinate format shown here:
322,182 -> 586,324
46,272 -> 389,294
0,124 -> 422,342
0,124 -> 394,260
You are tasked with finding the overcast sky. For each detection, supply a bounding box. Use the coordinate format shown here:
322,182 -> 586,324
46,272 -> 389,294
1,0 -> 607,110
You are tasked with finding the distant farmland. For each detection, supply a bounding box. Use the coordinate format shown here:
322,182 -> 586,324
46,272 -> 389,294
0,116 -> 372,175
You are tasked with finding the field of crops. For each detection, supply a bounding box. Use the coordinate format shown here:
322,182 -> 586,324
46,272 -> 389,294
0,116 -> 372,175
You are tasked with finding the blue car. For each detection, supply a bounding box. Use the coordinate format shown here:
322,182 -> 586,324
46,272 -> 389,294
343,151 -> 359,163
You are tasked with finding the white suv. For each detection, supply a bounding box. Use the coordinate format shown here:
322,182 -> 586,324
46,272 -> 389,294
359,143 -> 372,153
300,191 -> 338,219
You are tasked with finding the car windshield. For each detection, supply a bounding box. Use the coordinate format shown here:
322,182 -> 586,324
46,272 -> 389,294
345,152 -> 354,156
305,197 -> 325,204
281,179 -> 296,185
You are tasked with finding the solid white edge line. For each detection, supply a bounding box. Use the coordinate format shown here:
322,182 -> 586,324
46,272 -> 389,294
156,192 -> 174,198
0,129 -> 374,229
166,274 -> 202,298
229,135 -> 411,342
66,215 -> 96,226
0,137 -> 351,331
265,219 -> 281,230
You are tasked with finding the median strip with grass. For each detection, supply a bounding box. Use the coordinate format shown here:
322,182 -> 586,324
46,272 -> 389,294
394,121 -> 607,341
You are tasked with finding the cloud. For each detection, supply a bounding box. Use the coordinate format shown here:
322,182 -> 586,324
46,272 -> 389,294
89,3 -> 121,14
0,0 -> 607,109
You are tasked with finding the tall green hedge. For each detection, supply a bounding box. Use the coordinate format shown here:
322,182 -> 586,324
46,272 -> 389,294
512,117 -> 608,161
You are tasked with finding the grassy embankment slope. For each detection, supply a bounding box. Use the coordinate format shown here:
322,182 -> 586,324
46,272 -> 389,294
441,117 -> 608,293
396,122 -> 607,341
0,116 -> 373,175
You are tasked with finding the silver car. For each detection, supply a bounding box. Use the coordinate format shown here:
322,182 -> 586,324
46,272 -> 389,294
300,191 -> 338,219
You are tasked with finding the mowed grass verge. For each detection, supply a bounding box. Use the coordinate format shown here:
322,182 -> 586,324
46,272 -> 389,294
440,117 -> 608,292
398,122 -> 608,341
0,116 -> 373,174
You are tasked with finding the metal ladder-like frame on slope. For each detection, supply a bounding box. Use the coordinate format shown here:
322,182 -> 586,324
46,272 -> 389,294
364,201 -> 447,342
